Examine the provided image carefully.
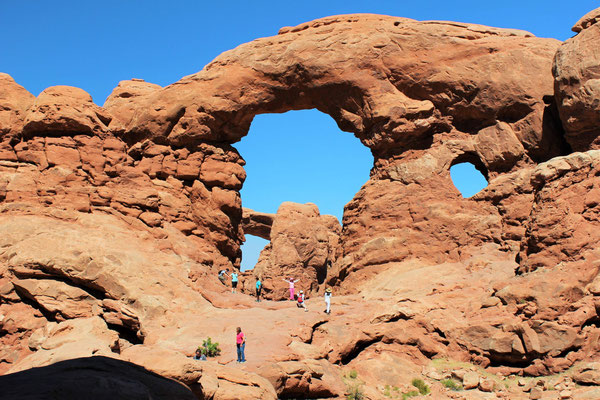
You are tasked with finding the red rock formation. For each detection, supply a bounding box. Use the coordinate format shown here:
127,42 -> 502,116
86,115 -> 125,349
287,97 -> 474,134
553,7 -> 600,151
241,207 -> 274,240
517,151 -> 600,272
0,73 -> 34,138
103,79 -> 162,136
250,202 -> 340,300
572,7 -> 600,33
0,82 -> 245,271
113,13 -> 565,289
124,15 -> 562,164
2,9 -> 600,400
22,86 -> 112,139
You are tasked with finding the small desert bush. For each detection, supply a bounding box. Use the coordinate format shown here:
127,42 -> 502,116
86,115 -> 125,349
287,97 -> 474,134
401,390 -> 419,400
200,337 -> 221,357
346,383 -> 364,400
383,385 -> 392,397
441,378 -> 462,391
348,369 -> 358,379
411,378 -> 430,395
383,385 -> 402,398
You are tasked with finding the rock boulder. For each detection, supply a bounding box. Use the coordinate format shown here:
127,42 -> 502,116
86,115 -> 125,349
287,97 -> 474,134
251,202 -> 340,299
553,7 -> 600,151
22,86 -> 112,138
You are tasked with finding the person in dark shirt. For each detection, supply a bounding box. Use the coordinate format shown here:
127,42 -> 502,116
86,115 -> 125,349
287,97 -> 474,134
193,348 -> 206,361
218,268 -> 229,285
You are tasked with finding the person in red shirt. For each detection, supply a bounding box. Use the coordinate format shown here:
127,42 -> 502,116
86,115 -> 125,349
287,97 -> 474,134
236,327 -> 246,363
296,290 -> 308,312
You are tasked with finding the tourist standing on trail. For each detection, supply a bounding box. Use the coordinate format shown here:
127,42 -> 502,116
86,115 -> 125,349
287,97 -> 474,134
231,272 -> 238,293
324,287 -> 332,314
255,277 -> 262,302
218,268 -> 229,285
236,327 -> 246,363
297,290 -> 308,312
284,277 -> 299,300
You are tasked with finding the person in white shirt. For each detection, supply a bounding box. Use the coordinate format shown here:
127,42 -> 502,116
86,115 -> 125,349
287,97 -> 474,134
324,288 -> 332,314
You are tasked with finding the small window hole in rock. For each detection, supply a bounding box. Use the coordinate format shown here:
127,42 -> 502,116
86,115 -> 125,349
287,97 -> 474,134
450,162 -> 488,198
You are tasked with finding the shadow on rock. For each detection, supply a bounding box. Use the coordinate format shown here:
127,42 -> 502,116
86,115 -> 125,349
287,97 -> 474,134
0,355 -> 195,400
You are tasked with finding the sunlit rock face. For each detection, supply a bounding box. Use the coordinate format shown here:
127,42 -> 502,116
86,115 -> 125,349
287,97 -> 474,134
249,202 -> 340,300
3,9 -> 600,400
554,7 -> 600,151
117,13 -> 565,280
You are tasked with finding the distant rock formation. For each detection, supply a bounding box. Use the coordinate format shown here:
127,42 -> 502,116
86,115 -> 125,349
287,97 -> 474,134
241,207 -> 274,240
250,202 -> 340,300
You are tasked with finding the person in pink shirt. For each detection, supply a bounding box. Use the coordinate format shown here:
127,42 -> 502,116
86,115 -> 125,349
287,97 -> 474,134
283,277 -> 299,300
236,327 -> 246,363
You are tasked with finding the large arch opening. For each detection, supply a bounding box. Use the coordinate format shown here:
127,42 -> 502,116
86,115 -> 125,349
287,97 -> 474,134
234,109 -> 373,271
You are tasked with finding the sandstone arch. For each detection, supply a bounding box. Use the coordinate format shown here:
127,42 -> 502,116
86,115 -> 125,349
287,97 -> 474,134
90,14 -> 574,293
103,15 -> 569,285
120,15 -> 564,169
0,14 -> 569,282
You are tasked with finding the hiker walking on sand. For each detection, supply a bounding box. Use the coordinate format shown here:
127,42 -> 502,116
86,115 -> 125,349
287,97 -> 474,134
297,290 -> 308,312
218,268 -> 229,285
284,277 -> 299,300
255,277 -> 262,302
231,272 -> 238,293
236,327 -> 246,363
324,287 -> 332,314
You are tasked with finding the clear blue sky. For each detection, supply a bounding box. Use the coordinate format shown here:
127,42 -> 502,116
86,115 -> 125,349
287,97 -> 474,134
2,1 -> 596,270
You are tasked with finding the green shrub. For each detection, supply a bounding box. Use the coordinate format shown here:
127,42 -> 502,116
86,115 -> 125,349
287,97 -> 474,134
200,337 -> 221,357
411,378 -> 430,395
441,378 -> 462,391
383,385 -> 403,398
401,390 -> 419,400
348,369 -> 358,379
346,383 -> 364,400
383,385 -> 391,397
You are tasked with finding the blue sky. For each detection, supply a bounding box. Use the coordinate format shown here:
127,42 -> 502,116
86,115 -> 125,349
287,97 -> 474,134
2,1 -> 596,270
